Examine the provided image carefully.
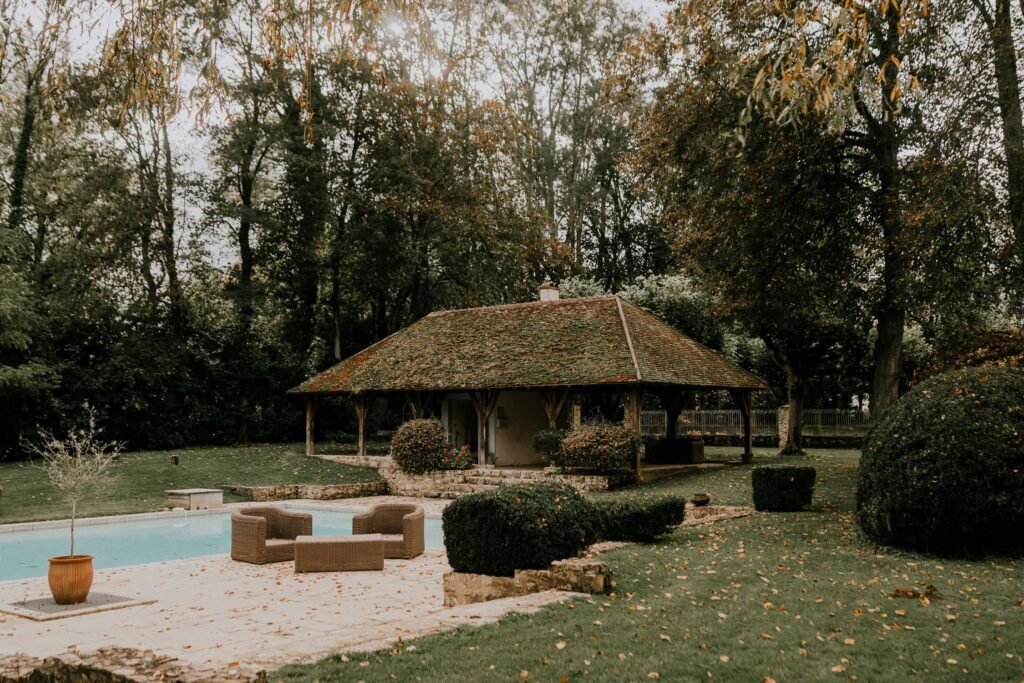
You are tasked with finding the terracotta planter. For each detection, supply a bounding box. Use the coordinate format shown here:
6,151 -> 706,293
48,555 -> 93,605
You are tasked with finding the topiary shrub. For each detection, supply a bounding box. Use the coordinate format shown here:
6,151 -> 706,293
556,423 -> 641,473
532,429 -> 565,464
857,367 -> 1024,555
751,466 -> 816,511
442,482 -> 597,576
592,495 -> 686,542
390,419 -> 469,474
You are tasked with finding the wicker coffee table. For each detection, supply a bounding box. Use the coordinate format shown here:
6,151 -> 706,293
294,534 -> 384,572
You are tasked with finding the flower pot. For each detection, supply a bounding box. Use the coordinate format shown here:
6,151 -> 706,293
48,555 -> 93,605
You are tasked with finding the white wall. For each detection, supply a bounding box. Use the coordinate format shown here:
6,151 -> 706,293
493,391 -> 550,466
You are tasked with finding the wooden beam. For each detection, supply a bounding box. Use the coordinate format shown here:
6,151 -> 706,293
470,390 -> 501,466
305,398 -> 316,457
353,396 -> 369,458
656,389 -> 691,441
623,387 -> 645,477
405,391 -> 425,420
541,388 -> 571,429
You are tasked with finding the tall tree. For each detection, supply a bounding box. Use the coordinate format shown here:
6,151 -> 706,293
673,0 -> 942,415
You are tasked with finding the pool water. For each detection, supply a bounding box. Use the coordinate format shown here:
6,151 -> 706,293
0,509 -> 445,582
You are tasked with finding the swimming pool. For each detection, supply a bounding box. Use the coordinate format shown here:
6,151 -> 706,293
0,508 -> 445,582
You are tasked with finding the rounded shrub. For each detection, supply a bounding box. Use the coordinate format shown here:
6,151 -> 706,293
391,419 -> 466,474
857,367 -> 1024,555
442,482 -> 597,576
592,494 -> 686,542
751,466 -> 817,511
532,429 -> 565,464
556,423 -> 641,473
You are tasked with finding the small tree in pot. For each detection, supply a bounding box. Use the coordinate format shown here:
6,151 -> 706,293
25,407 -> 121,604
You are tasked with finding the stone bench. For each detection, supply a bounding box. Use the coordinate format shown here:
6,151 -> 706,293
165,488 -> 223,510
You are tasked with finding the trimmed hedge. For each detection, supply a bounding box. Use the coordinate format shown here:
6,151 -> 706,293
532,429 -> 565,464
391,419 -> 470,474
442,482 -> 597,577
857,367 -> 1024,555
751,466 -> 816,511
593,495 -> 686,542
556,423 -> 641,473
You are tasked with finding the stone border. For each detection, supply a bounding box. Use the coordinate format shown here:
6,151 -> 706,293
683,505 -> 754,525
220,481 -> 387,502
444,557 -> 612,607
317,456 -> 626,498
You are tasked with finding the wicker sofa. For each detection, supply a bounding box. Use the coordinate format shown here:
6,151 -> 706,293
352,503 -> 425,559
231,507 -> 313,564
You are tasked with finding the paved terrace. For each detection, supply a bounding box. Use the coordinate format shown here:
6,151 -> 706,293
0,497 -> 573,682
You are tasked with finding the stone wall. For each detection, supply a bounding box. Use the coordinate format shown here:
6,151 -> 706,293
318,454 -> 389,469
316,456 -> 626,498
222,481 -> 387,502
443,558 -> 612,607
378,460 -> 469,497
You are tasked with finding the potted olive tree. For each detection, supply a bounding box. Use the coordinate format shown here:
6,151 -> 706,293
26,407 -> 121,604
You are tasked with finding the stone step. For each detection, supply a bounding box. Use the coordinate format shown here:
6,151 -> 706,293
437,482 -> 499,494
463,475 -> 523,486
469,468 -> 548,480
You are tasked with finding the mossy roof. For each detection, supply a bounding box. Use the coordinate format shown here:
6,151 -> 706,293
291,296 -> 767,395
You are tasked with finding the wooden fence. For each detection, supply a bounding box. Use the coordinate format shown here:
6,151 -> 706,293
640,408 -> 871,438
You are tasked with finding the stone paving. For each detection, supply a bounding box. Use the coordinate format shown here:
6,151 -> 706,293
0,497 -> 573,682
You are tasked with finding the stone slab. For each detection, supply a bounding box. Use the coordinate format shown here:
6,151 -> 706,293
1,593 -> 157,622
165,489 -> 223,510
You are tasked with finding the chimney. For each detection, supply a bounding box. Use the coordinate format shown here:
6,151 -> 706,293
539,282 -> 560,302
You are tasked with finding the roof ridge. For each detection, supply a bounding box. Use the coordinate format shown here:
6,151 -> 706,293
615,295 -> 643,381
427,295 -> 617,317
617,298 -> 767,385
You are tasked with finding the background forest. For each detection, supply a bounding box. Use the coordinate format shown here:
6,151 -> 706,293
1,0 -> 1022,456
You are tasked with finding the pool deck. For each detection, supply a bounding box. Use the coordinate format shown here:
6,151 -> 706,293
0,497 -> 578,681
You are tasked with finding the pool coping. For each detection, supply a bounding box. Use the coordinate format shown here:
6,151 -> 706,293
0,499 -> 441,535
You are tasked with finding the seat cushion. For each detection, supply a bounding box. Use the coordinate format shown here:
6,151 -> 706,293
381,534 -> 406,559
265,538 -> 296,563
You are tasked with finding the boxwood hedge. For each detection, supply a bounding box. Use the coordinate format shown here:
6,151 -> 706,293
857,367 -> 1024,555
592,495 -> 686,542
442,482 -> 597,576
751,466 -> 816,511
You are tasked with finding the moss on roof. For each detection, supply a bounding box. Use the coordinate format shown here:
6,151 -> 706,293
292,296 -> 767,395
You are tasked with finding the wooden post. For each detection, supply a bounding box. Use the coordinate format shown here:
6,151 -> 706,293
623,386 -> 645,478
405,391 -> 425,420
541,388 -> 571,429
353,396 -> 369,458
730,389 -> 753,464
470,390 -> 500,466
657,389 -> 690,441
305,397 -> 316,456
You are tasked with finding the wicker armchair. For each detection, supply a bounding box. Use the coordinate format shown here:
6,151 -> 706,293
352,503 -> 425,559
231,507 -> 313,564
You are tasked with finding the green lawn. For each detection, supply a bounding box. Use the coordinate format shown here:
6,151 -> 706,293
0,443 -> 380,524
272,448 -> 1024,682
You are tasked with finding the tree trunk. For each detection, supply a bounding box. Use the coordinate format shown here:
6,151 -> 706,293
779,362 -> 805,455
6,85 -> 36,237
869,11 -> 907,418
157,111 -> 186,339
990,0 -> 1024,274
235,126 -> 258,444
